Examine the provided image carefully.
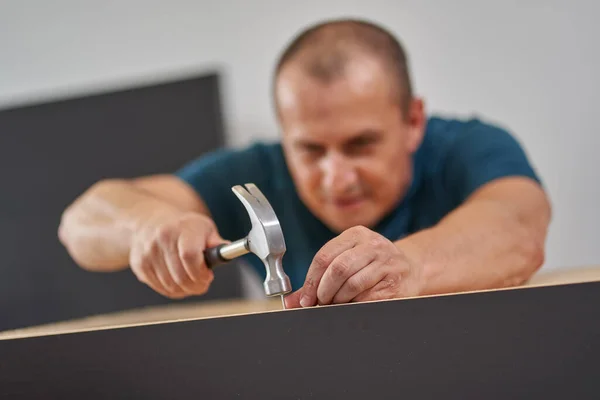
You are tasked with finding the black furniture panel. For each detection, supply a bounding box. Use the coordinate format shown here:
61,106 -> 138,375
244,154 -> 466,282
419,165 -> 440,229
0,72 -> 244,331
1,281 -> 598,399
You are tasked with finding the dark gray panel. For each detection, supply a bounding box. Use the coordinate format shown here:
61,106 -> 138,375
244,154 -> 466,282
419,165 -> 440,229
0,72 -> 244,331
1,281 -> 598,399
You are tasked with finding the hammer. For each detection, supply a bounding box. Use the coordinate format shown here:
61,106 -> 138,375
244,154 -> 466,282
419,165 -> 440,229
203,183 -> 292,308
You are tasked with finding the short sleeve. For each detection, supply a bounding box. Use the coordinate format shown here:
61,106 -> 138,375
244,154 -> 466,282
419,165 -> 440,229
174,143 -> 274,241
443,120 -> 542,204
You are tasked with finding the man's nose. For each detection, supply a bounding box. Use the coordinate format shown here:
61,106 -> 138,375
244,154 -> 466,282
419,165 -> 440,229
321,153 -> 359,194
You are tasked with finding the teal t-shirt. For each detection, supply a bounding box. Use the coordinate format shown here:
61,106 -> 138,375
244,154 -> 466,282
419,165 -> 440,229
175,116 -> 541,291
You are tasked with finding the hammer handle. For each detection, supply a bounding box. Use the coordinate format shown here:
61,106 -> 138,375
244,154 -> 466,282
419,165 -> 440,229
204,238 -> 249,268
203,244 -> 228,268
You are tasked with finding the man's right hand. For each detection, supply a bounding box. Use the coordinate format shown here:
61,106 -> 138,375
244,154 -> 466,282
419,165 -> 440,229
129,210 -> 228,299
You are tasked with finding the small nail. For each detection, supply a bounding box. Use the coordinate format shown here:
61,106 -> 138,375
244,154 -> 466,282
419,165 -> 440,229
300,295 -> 311,308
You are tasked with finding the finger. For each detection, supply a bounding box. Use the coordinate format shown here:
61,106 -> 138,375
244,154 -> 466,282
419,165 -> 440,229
178,229 -> 214,285
316,244 -> 377,305
145,268 -> 181,299
130,244 -> 169,296
284,289 -> 304,309
351,275 -> 401,303
154,264 -> 186,299
153,264 -> 187,299
132,259 -> 169,297
161,238 -> 196,293
152,244 -> 186,298
301,232 -> 360,307
206,227 -> 229,248
332,261 -> 389,304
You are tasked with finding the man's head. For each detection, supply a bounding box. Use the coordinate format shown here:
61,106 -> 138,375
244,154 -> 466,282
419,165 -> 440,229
274,18 -> 426,233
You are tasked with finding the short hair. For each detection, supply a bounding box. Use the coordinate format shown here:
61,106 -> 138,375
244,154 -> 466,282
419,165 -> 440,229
273,18 -> 414,116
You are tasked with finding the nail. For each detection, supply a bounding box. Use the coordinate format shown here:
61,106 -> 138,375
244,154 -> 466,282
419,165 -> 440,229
300,295 -> 311,308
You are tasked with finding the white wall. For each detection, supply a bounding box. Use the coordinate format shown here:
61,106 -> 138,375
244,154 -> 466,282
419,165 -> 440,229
1,0 -> 598,271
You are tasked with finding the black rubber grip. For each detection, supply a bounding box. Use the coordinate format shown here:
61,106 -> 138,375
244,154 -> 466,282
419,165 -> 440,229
203,243 -> 228,268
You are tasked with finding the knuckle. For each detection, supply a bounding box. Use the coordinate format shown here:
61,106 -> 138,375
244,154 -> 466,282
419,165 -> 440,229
190,214 -> 214,232
304,277 -> 316,290
357,225 -> 369,233
347,275 -> 365,294
351,225 -> 368,235
179,246 -> 199,265
369,235 -> 386,249
155,225 -> 173,243
330,259 -> 350,278
146,239 -> 161,257
312,252 -> 330,268
382,276 -> 398,291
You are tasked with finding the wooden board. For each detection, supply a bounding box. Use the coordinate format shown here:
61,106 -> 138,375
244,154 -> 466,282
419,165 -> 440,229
0,298 -> 283,340
1,271 -> 599,399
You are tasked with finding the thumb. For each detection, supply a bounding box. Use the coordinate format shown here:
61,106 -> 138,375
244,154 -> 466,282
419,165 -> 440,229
284,288 -> 304,309
206,228 -> 230,248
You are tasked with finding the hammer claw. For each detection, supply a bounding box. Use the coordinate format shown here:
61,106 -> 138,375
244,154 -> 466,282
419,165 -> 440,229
210,183 -> 292,298
244,183 -> 270,206
231,185 -> 260,211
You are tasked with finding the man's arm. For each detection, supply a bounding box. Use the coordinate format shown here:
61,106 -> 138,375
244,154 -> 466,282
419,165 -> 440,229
58,175 -> 210,272
285,176 -> 551,308
284,122 -> 552,308
59,144 -> 271,299
397,176 -> 551,295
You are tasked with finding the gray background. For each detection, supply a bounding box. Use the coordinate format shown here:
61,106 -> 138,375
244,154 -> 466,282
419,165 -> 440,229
1,1 -> 597,272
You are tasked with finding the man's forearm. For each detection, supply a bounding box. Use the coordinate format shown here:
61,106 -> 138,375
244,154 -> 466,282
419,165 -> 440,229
58,179 -> 179,272
396,178 -> 551,295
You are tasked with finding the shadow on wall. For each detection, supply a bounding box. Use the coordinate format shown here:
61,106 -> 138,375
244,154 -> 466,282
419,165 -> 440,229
0,70 -> 248,332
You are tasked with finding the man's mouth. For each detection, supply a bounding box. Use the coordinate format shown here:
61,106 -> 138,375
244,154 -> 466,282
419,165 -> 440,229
332,196 -> 365,209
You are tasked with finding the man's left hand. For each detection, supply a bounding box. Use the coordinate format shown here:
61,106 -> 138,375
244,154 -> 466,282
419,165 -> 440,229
285,226 -> 423,308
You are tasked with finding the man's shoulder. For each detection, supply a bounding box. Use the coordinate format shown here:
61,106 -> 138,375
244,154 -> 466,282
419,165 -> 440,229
416,114 -> 540,202
423,114 -> 512,147
420,114 -> 524,166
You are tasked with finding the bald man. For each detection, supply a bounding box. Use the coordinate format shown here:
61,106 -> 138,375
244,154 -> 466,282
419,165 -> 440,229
58,18 -> 551,308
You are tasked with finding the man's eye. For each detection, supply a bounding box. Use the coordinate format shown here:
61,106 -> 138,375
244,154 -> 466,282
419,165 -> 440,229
347,138 -> 377,154
353,139 -> 371,147
301,145 -> 324,155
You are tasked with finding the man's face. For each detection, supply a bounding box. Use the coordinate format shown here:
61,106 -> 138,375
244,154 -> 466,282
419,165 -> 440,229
276,57 -> 425,233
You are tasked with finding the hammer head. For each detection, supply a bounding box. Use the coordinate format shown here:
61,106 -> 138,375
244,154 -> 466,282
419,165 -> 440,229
232,183 -> 292,297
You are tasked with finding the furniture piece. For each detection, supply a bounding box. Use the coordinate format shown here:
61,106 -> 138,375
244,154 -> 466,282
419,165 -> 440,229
1,265 -> 598,399
0,71 -> 245,332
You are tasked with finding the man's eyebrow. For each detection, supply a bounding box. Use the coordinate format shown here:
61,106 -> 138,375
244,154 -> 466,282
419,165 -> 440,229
293,138 -> 324,147
345,130 -> 382,144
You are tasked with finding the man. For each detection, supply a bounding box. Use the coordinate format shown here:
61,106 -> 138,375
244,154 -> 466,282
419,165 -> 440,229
58,18 -> 551,309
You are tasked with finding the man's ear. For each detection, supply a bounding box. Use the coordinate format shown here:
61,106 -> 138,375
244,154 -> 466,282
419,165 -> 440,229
405,97 -> 426,153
